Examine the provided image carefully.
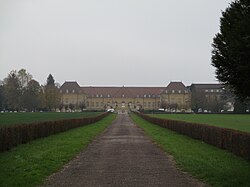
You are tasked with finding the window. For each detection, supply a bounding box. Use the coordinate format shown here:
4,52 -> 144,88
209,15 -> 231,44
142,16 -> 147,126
66,89 -> 69,94
60,90 -> 62,93
96,94 -> 99,97
148,102 -> 151,107
108,94 -> 110,98
72,89 -> 75,93
216,89 -> 220,92
144,94 -> 147,98
148,95 -> 151,98
178,90 -> 181,94
172,90 -> 175,93
96,102 -> 99,107
205,89 -> 208,92
165,90 -> 168,93
211,89 -> 214,92
100,94 -> 103,98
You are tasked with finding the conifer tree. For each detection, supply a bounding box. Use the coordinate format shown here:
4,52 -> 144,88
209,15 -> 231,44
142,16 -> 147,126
212,0 -> 250,101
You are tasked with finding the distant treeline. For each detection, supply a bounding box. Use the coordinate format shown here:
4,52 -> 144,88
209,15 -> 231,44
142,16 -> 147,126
0,69 -> 60,112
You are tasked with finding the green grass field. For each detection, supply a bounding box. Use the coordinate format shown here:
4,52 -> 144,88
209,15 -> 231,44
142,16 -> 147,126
0,112 -> 101,126
0,114 -> 116,187
148,114 -> 250,133
131,114 -> 250,187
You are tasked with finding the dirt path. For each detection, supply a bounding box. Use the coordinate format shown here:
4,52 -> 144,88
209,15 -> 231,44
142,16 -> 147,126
43,114 -> 205,187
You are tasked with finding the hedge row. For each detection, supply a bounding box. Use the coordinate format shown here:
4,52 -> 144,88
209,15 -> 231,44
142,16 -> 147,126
0,112 -> 109,152
135,112 -> 250,161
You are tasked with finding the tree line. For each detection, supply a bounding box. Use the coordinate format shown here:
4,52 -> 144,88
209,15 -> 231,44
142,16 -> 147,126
0,69 -> 61,112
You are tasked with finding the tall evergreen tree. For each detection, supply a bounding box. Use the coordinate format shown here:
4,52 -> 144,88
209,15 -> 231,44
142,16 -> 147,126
46,74 -> 55,86
211,0 -> 250,101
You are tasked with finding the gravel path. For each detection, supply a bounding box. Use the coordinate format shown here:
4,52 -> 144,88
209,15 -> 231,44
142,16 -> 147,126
43,114 -> 205,187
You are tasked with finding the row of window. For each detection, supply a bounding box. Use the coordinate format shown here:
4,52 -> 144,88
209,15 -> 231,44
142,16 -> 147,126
87,102 -> 161,108
205,89 -> 223,93
62,89 -> 81,94
143,102 -> 160,107
143,94 -> 159,98
95,94 -> 110,98
95,94 -> 159,98
165,90 -> 189,94
62,90 -> 189,96
63,90 -> 222,95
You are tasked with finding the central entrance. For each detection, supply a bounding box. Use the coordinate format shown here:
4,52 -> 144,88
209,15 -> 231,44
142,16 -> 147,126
117,110 -> 128,114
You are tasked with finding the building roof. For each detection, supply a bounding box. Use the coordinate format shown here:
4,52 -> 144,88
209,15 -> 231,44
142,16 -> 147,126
60,81 -> 81,93
165,82 -> 189,93
81,86 -> 164,98
60,81 -> 190,98
166,82 -> 187,90
190,83 -> 223,90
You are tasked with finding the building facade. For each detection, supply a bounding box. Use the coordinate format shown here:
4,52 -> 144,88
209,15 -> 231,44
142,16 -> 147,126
189,83 -> 232,112
60,81 -> 192,111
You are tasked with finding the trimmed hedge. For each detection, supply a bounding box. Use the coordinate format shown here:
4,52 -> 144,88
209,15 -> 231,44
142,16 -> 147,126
0,113 -> 109,152
135,112 -> 250,161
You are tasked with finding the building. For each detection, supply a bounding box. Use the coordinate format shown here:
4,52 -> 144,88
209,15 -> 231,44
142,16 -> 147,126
60,81 -> 192,111
161,82 -> 191,112
190,84 -> 224,98
190,83 -> 231,112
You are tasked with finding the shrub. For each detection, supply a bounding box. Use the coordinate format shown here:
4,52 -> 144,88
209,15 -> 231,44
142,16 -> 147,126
135,112 -> 250,161
0,113 -> 109,152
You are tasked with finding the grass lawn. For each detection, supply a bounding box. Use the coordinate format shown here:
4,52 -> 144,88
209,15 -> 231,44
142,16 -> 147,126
0,114 -> 116,187
131,114 -> 250,187
148,114 -> 250,133
0,112 -> 101,126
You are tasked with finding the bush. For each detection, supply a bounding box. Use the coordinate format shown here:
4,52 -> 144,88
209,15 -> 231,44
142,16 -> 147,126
0,113 -> 109,152
135,112 -> 250,161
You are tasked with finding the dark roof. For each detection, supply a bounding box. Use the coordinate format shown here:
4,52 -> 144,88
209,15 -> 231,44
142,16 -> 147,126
165,82 -> 189,92
82,87 -> 164,98
60,81 -> 81,93
190,84 -> 223,90
60,81 -> 190,98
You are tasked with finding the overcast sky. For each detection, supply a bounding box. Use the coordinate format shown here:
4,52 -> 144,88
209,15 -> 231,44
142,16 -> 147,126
0,0 -> 232,86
